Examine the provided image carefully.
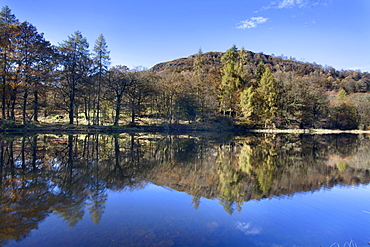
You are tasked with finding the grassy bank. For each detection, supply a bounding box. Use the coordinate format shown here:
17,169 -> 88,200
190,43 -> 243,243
2,113 -> 370,135
1,119 -> 370,135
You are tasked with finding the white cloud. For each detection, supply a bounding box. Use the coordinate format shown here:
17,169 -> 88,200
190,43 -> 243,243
236,17 -> 268,29
261,0 -> 329,10
277,0 -> 305,8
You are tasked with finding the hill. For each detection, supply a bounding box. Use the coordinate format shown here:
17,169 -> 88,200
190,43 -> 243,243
151,52 -> 223,73
151,50 -> 370,93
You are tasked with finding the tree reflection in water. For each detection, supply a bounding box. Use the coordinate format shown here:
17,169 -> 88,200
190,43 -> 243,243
0,133 -> 369,245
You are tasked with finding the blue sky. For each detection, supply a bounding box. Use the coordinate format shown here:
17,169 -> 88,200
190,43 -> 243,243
2,0 -> 369,72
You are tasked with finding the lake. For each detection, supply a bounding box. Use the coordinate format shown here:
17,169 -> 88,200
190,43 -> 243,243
1,132 -> 370,246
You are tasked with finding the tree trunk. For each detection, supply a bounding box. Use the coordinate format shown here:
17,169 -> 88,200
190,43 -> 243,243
2,80 -> 6,119
10,88 -> 16,121
131,99 -> 135,125
114,96 -> 121,126
33,89 -> 39,122
0,140 -> 3,185
21,137 -> 26,170
84,97 -> 90,125
76,104 -> 79,126
69,90 -> 75,124
96,74 -> 101,125
2,53 -> 7,120
22,88 -> 28,125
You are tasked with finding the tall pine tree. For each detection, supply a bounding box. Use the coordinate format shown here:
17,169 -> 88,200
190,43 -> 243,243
93,34 -> 110,125
258,68 -> 277,128
0,5 -> 18,119
58,30 -> 91,124
220,45 -> 246,116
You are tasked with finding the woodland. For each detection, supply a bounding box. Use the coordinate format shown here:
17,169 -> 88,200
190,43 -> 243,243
1,6 -> 370,131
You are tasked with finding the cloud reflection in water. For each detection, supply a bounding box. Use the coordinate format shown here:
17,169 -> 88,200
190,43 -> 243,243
235,221 -> 262,235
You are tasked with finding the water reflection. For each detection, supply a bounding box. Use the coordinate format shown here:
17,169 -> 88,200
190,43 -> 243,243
0,133 -> 369,245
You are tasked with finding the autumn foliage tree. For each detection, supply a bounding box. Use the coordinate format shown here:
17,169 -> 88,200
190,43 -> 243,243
13,22 -> 54,124
241,68 -> 277,128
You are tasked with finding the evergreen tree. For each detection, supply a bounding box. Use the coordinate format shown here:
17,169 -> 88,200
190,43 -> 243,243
337,88 -> 347,101
192,48 -> 209,121
0,6 -> 17,24
58,31 -> 91,124
258,68 -> 277,128
237,47 -> 247,82
0,5 -> 18,119
240,86 -> 261,125
93,34 -> 110,125
219,45 -> 246,116
255,61 -> 265,81
193,48 -> 204,76
240,67 -> 277,128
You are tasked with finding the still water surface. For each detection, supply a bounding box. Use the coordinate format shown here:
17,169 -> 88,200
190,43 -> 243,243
1,133 -> 370,246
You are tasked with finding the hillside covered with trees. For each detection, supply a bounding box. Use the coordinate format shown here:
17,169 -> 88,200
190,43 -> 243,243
1,6 -> 370,130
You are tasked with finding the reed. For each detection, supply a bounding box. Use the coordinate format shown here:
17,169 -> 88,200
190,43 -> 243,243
330,240 -> 358,247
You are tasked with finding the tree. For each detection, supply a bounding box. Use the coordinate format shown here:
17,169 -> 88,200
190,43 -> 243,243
0,6 -> 17,24
0,6 -> 18,119
274,70 -> 303,128
106,65 -> 130,126
12,22 -> 54,124
240,86 -> 261,125
240,68 -> 277,128
299,79 -> 329,129
219,45 -> 246,116
274,71 -> 329,128
258,68 -> 277,128
93,34 -> 110,125
155,72 -> 185,124
328,102 -> 358,130
347,93 -> 370,129
31,42 -> 55,123
337,88 -> 347,101
125,70 -> 155,125
193,48 -> 204,76
254,61 -> 266,81
192,49 -> 218,121
58,31 -> 91,124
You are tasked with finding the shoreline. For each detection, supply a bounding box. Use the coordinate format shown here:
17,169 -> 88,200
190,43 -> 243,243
246,129 -> 370,134
0,123 -> 369,135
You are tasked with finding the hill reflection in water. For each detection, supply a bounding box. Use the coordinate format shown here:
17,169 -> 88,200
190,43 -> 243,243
1,133 -> 370,246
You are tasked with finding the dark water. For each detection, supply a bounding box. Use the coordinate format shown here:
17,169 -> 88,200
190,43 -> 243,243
1,133 -> 370,246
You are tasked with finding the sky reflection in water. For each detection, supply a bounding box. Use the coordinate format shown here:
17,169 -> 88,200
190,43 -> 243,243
2,133 -> 370,246
8,184 -> 370,247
